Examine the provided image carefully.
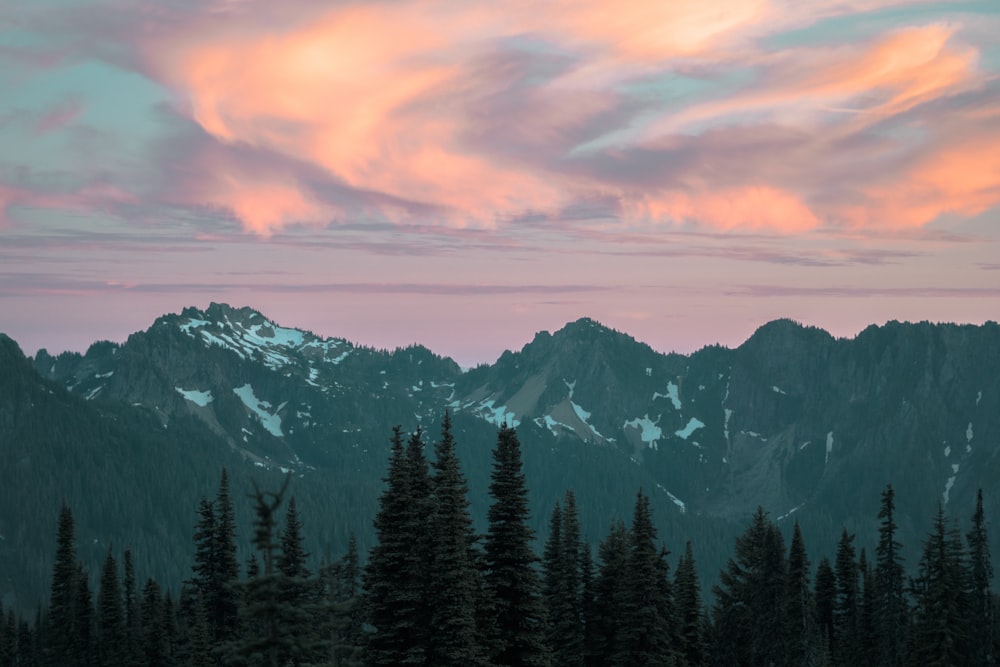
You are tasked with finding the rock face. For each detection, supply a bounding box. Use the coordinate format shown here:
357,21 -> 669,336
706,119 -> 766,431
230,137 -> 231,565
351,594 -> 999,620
4,306 -> 1000,610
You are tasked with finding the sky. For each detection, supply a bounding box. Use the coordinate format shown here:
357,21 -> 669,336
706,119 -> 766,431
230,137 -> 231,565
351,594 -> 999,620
1,0 -> 999,367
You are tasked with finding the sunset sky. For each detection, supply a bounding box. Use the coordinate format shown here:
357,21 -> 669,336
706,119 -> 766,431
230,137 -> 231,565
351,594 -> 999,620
2,0 -> 999,366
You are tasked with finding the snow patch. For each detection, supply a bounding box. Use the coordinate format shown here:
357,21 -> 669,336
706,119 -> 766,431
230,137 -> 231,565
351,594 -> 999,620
656,484 -> 686,513
976,390 -> 982,406
175,387 -> 213,407
95,371 -> 114,379
179,318 -> 210,333
623,415 -> 662,449
943,475 -> 957,505
564,379 -> 576,399
799,440 -> 811,450
825,431 -> 834,465
967,422 -> 974,442
477,400 -> 519,428
777,504 -> 803,522
772,385 -> 786,395
724,408 -> 733,444
233,384 -> 284,437
944,445 -> 951,458
675,418 -> 705,440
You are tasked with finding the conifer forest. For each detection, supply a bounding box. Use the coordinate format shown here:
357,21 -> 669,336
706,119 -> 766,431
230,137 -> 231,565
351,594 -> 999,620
2,413 -> 997,667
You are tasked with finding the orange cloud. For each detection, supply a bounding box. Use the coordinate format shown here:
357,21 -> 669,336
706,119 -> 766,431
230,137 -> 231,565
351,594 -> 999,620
627,186 -> 820,232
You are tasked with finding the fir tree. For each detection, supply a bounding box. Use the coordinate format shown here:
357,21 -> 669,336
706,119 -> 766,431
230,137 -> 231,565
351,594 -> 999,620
967,488 -> 994,667
212,468 -> 241,644
784,522 -> 820,667
857,549 -> 878,665
140,578 -> 167,667
483,424 -> 550,666
97,548 -> 126,667
363,426 -> 433,666
875,484 -> 907,667
122,548 -> 140,666
544,492 -> 585,667
912,505 -> 970,666
48,503 -> 77,666
72,563 -> 93,667
833,529 -> 859,665
590,520 -> 629,666
426,411 -> 485,666
278,497 -> 310,579
814,556 -> 837,660
619,490 -> 672,666
675,541 -> 706,667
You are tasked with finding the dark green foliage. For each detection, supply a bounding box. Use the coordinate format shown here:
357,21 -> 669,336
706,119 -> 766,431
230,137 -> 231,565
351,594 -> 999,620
426,411 -> 485,666
122,548 -> 140,666
543,491 -> 586,667
47,503 -> 77,666
967,488 -> 995,667
784,522 -> 820,667
857,549 -> 878,665
484,424 -> 550,666
875,484 -> 907,667
711,507 -> 785,667
619,490 -> 673,666
97,549 -> 125,667
675,541 -> 706,666
589,520 -> 629,665
140,579 -> 167,667
911,505 -> 970,667
363,426 -> 434,666
278,497 -> 309,580
814,556 -> 836,660
325,535 -> 364,666
833,529 -> 859,665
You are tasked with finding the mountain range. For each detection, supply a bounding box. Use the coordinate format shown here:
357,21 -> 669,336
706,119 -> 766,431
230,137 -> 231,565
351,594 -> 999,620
2,304 -> 998,612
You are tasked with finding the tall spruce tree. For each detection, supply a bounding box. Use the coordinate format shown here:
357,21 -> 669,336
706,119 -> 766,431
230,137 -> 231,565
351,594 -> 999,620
814,556 -> 836,661
72,563 -> 93,667
967,488 -> 995,667
784,522 -> 820,667
590,520 -> 629,666
912,505 -> 970,667
483,424 -> 550,666
97,548 -> 126,667
543,491 -> 585,667
364,426 -> 433,666
122,548 -> 140,666
619,490 -> 672,666
833,529 -> 859,666
875,484 -> 907,667
857,549 -> 878,665
426,411 -> 485,666
140,579 -> 167,667
675,541 -> 706,667
48,503 -> 77,666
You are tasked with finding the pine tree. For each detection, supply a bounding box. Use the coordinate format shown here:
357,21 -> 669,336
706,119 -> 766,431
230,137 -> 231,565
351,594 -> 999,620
857,549 -> 878,665
122,548 -> 140,666
212,468 -> 241,644
544,492 -> 585,667
675,541 -> 706,666
72,563 -> 93,667
426,411 -> 485,666
833,528 -> 859,666
97,548 -> 126,667
912,505 -> 971,666
711,507 -> 785,667
967,488 -> 994,667
140,579 -> 167,667
619,490 -> 672,666
875,484 -> 907,667
579,543 -> 598,667
483,424 -> 550,666
278,497 -> 310,579
48,503 -> 77,666
784,522 -> 820,667
590,520 -> 629,665
363,426 -> 433,666
814,556 -> 836,660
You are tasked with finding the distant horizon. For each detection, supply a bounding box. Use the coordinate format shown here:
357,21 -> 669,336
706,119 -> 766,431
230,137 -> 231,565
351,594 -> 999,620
5,301 -> 998,369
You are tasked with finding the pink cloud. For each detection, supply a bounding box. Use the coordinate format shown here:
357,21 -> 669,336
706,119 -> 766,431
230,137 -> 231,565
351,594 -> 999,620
33,96 -> 84,135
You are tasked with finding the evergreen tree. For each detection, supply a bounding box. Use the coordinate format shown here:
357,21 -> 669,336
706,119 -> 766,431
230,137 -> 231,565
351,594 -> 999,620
590,520 -> 629,665
857,549 -> 878,665
426,411 -> 485,666
814,556 -> 836,660
967,488 -> 994,667
912,505 -> 970,667
784,522 -> 820,667
363,426 -> 433,666
675,541 -> 706,667
833,529 -> 859,665
579,543 -> 598,667
140,578 -> 167,667
212,468 -> 240,644
278,497 -> 310,579
72,564 -> 93,667
97,548 -> 126,667
875,484 -> 907,667
483,424 -> 550,666
327,535 -> 364,666
619,490 -> 672,666
122,548 -> 140,666
711,507 -> 785,667
48,503 -> 77,666
544,491 -> 585,667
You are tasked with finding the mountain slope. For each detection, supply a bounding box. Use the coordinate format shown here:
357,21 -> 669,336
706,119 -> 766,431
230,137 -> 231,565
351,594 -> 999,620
3,306 -> 999,613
